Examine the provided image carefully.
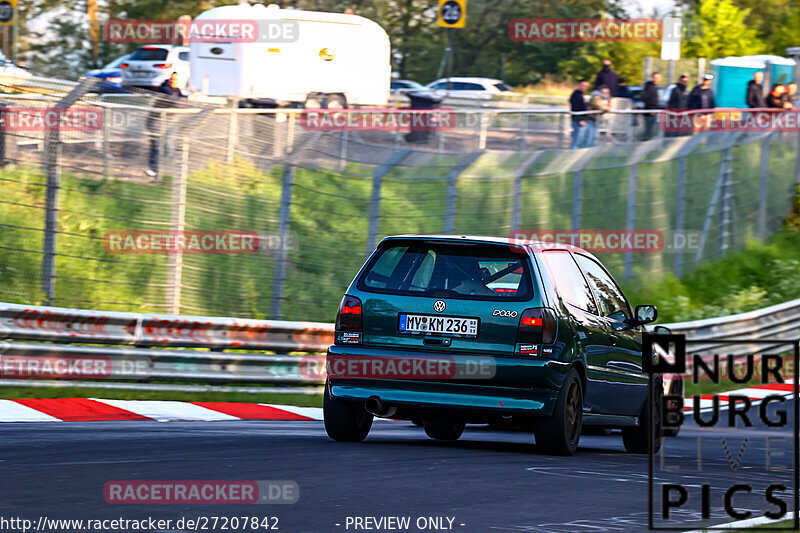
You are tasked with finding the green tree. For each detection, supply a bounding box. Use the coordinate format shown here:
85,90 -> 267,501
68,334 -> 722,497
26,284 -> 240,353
682,0 -> 766,59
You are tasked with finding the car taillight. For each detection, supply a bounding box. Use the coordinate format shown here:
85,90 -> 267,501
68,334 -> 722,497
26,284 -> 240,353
119,63 -> 128,69
335,295 -> 362,345
154,63 -> 172,69
516,308 -> 557,352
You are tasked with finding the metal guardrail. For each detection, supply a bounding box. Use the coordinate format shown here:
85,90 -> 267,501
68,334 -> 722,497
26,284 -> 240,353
0,299 -> 798,392
0,302 -> 332,391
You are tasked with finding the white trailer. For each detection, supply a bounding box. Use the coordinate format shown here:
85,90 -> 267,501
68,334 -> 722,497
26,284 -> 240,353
189,3 -> 391,107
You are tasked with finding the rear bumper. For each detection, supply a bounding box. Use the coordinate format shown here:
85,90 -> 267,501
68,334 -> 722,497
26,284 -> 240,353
326,344 -> 568,416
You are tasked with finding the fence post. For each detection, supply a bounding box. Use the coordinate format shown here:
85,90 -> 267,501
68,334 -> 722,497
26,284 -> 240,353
270,162 -> 295,319
758,135 -> 771,240
40,77 -> 98,305
338,129 -> 349,169
226,107 -> 238,165
623,163 -> 638,281
510,150 -> 546,233
167,138 -> 189,315
795,131 -> 800,185
718,146 -> 734,253
102,107 -> 110,180
572,171 -> 583,230
365,149 -> 412,257
673,155 -> 687,277
519,113 -> 527,151
477,113 -> 488,150
557,113 -> 565,149
444,151 -> 483,233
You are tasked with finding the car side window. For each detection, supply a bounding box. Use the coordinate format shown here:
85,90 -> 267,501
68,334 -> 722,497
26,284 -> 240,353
429,82 -> 447,90
178,51 -> 189,61
540,251 -> 597,314
574,254 -> 631,319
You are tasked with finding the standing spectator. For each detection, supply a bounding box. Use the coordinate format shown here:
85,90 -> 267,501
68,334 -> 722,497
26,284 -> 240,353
666,74 -> 690,137
667,74 -> 690,109
783,82 -> 797,109
616,77 -> 631,98
688,75 -> 716,133
586,85 -> 612,147
569,79 -> 589,149
688,74 -> 715,110
766,84 -> 786,108
146,72 -> 187,179
594,59 -> 620,97
745,71 -> 767,108
643,72 -> 662,140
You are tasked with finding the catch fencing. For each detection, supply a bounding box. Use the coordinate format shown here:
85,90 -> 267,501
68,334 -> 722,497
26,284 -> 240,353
0,298 -> 798,392
1,83 -> 799,322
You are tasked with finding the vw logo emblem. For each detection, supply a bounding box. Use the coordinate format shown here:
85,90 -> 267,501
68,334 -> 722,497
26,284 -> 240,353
433,300 -> 446,312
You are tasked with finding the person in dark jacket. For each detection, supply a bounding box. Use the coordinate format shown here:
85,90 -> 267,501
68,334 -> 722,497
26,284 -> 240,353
688,75 -> 715,109
642,72 -> 662,140
594,59 -> 620,97
688,74 -> 716,133
745,71 -> 766,108
146,72 -> 187,179
616,77 -> 631,98
766,84 -> 786,108
666,74 -> 690,137
569,79 -> 590,149
784,82 -> 798,109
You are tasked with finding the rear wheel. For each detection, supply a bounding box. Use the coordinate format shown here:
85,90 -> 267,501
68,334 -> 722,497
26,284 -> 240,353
623,379 -> 663,453
324,93 -> 347,108
323,383 -> 373,442
424,418 -> 465,441
534,368 -> 582,455
304,93 -> 325,108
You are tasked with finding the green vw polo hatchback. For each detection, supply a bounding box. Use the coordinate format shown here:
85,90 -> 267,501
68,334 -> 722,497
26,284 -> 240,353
323,235 -> 663,455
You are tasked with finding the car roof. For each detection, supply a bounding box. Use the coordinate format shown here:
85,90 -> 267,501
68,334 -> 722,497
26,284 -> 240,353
427,77 -> 504,85
380,234 -> 594,256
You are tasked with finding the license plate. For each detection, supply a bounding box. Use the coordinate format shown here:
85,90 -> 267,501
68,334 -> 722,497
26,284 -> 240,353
398,314 -> 478,338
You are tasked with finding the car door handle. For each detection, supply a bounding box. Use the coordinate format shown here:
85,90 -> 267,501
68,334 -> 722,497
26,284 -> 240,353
608,334 -> 619,345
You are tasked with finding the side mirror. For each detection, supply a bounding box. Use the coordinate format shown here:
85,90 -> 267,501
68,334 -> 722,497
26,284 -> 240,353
634,304 -> 658,326
653,325 -> 672,334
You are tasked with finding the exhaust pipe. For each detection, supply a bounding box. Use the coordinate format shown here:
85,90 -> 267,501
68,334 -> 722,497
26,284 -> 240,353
365,396 -> 397,418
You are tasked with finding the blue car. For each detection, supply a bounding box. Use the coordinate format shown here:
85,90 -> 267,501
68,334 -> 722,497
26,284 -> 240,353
82,54 -> 129,93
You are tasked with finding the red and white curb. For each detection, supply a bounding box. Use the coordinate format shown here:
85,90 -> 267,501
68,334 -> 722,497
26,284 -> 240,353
683,381 -> 795,413
0,398 -> 323,423
0,381 -> 795,423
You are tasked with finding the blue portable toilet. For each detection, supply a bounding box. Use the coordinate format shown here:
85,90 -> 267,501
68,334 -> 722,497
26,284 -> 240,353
710,55 -> 796,108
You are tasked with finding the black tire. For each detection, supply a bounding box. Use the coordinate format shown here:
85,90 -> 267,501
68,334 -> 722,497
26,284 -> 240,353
423,418 -> 465,441
324,93 -> 347,108
323,383 -> 373,442
304,93 -> 325,109
623,379 -> 663,453
534,368 -> 583,455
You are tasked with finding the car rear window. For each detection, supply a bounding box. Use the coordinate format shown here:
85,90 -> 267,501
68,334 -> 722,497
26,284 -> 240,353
130,48 -> 169,61
357,242 -> 533,301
